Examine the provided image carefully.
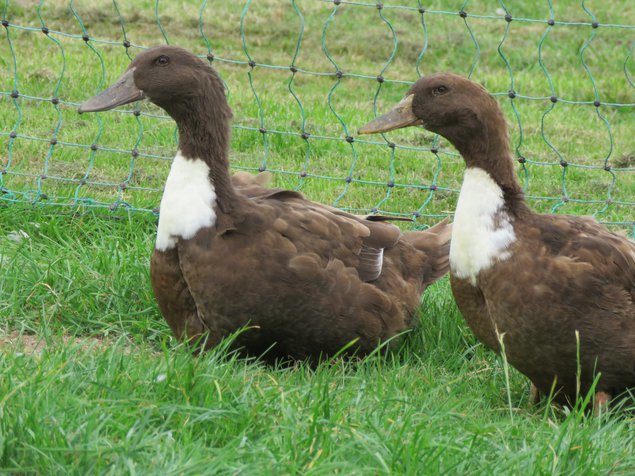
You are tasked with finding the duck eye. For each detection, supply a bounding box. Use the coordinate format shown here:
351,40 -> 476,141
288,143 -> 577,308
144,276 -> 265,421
155,55 -> 169,66
432,86 -> 448,96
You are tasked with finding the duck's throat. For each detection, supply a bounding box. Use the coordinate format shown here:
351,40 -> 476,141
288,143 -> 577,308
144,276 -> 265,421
155,151 -> 217,251
450,167 -> 516,285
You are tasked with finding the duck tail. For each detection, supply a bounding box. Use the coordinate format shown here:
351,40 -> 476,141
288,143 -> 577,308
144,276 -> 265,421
404,218 -> 452,286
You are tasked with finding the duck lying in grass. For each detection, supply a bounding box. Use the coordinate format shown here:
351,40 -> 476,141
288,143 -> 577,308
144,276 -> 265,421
359,73 -> 635,409
78,45 -> 452,364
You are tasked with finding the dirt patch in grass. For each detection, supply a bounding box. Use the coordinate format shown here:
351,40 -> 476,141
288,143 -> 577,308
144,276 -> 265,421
0,330 -> 156,356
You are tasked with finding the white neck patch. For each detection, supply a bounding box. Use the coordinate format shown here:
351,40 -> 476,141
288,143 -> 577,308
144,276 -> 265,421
155,151 -> 217,251
450,167 -> 516,285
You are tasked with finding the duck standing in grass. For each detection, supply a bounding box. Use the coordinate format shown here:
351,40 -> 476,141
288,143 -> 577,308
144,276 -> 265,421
359,73 -> 635,408
78,45 -> 452,364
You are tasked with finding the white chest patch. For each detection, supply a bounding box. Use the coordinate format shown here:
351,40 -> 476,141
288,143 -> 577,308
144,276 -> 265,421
450,167 -> 516,285
155,151 -> 217,251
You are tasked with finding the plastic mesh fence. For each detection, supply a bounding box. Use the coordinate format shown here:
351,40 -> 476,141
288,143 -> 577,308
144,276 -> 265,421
1,1 -> 634,233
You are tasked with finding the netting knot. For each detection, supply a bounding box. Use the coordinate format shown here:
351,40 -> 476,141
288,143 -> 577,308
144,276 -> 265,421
50,138 -> 57,145
40,174 -> 47,180
133,110 -> 141,116
39,193 -> 48,200
301,132 -> 310,140
547,19 -> 555,26
560,160 -> 568,167
42,27 -> 49,35
376,75 -> 384,83
430,147 -> 438,154
345,135 -> 354,143
517,156 -> 527,164
131,149 -> 139,157
605,198 -> 612,204
593,100 -> 601,107
82,34 -> 90,42
505,14 -> 512,23
550,96 -> 558,103
371,207 -> 379,214
1,20 -> 8,28
259,127 -> 267,134
51,97 -> 59,105
300,171 -> 307,178
9,131 -> 17,138
429,184 -> 437,191
0,168 -> 6,175
387,142 -> 395,149
604,165 -> 611,171
345,175 -> 352,183
248,60 -> 256,68
459,10 -> 468,18
123,40 -> 131,48
90,144 -> 98,151
333,0 -> 341,5
10,90 -> 19,98
290,65 -> 298,73
79,178 -> 87,185
418,7 -> 425,14
120,183 -> 127,190
206,53 -> 214,62
592,21 -> 599,29
508,90 -> 516,99
258,166 -> 266,172
562,196 -> 569,203
335,70 -> 343,79
387,180 -> 394,188
376,2 -> 383,10
412,211 -> 421,218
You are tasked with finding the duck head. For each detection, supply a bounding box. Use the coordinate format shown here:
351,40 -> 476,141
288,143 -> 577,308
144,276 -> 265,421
358,73 -> 509,161
79,45 -> 230,123
79,45 -> 233,171
79,45 -> 237,217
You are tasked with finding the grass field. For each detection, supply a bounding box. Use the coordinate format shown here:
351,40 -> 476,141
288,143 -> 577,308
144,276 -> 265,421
1,0 -> 635,474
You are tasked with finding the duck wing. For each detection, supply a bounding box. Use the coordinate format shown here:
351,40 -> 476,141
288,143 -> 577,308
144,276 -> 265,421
260,191 -> 444,283
231,171 -> 450,283
533,214 -> 635,308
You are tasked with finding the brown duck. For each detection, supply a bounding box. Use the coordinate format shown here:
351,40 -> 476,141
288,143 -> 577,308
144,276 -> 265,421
359,73 -> 635,408
78,46 -> 452,364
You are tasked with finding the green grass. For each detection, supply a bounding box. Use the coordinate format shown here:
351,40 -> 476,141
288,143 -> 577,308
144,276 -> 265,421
1,1 -> 635,474
2,208 -> 635,474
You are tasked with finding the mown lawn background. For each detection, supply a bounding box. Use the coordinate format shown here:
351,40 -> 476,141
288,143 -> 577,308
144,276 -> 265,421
1,0 -> 634,474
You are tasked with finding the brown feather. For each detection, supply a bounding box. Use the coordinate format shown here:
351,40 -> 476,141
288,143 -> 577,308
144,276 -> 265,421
79,46 -> 453,364
367,72 -> 635,406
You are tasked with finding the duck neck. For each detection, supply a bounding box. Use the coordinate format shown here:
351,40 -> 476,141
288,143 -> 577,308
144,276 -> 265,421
449,130 -> 527,283
454,121 -> 528,217
170,83 -> 238,217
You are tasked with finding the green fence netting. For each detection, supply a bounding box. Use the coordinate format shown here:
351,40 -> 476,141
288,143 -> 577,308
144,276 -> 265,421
1,1 -> 634,233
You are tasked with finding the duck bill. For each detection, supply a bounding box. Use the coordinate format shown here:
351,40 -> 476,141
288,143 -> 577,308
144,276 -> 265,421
78,68 -> 145,113
357,94 -> 421,134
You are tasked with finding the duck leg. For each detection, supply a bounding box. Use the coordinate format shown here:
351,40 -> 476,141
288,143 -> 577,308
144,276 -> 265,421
593,391 -> 611,415
530,382 -> 542,405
